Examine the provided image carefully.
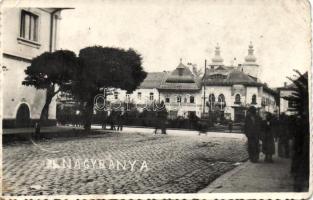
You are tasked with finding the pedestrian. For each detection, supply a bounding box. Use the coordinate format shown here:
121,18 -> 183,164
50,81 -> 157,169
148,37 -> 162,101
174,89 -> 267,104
33,122 -> 41,140
74,110 -> 80,127
101,111 -> 107,130
261,113 -> 275,163
228,119 -> 233,133
244,106 -> 261,163
154,101 -> 168,134
278,113 -> 290,158
116,109 -> 125,131
108,111 -> 116,130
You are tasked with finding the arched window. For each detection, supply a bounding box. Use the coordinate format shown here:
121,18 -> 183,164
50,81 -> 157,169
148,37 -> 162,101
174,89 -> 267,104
207,94 -> 215,109
218,94 -> 226,108
251,94 -> 257,104
235,94 -> 241,104
209,94 -> 215,103
177,96 -> 181,103
218,94 -> 225,103
190,96 -> 195,104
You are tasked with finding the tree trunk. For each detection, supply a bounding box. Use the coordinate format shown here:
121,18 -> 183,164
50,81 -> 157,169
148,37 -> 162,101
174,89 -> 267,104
83,99 -> 94,131
36,85 -> 55,136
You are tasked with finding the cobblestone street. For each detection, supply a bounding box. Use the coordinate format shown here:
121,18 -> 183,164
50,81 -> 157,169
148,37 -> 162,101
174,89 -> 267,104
3,131 -> 248,195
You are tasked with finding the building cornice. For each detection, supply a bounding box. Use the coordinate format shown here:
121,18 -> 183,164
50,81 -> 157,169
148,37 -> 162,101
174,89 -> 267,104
3,53 -> 31,63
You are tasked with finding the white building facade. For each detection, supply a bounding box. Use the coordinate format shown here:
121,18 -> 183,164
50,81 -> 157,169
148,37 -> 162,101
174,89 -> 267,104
104,43 -> 278,122
2,8 -> 64,127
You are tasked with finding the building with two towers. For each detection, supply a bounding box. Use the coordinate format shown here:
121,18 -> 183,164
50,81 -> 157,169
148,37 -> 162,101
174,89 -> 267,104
106,43 -> 278,122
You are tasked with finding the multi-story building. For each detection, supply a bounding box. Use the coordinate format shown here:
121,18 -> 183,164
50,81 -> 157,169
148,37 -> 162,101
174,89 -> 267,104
277,72 -> 308,116
107,43 -> 278,122
56,42 -> 278,123
158,60 -> 202,119
202,43 -> 278,121
2,8 -> 65,127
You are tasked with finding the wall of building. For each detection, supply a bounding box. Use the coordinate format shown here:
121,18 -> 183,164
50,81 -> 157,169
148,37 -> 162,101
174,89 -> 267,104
106,88 -> 160,111
279,90 -> 296,115
246,86 -> 261,106
2,8 -> 61,127
201,86 -> 234,120
159,91 -> 202,118
261,89 -> 277,114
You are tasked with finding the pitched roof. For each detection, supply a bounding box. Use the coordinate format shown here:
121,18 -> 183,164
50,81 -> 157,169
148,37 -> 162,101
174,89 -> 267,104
165,63 -> 195,83
203,68 -> 258,86
159,62 -> 200,91
138,72 -> 168,89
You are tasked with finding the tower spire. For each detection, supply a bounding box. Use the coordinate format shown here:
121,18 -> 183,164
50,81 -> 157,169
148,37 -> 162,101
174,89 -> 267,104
245,42 -> 256,63
211,43 -> 224,65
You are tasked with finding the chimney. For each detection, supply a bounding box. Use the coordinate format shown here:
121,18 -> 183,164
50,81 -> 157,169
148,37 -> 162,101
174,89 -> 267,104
284,82 -> 287,87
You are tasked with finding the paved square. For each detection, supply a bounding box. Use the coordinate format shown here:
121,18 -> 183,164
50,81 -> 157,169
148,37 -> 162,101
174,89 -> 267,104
3,131 -> 248,195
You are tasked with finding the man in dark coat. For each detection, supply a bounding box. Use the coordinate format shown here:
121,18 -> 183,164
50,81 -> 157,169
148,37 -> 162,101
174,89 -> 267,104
277,113 -> 290,158
244,106 -> 261,163
228,120 -> 233,133
154,101 -> 168,134
108,111 -> 116,130
261,113 -> 275,163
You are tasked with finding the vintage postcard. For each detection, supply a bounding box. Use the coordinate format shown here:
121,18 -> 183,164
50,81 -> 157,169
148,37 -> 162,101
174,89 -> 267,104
1,0 -> 312,199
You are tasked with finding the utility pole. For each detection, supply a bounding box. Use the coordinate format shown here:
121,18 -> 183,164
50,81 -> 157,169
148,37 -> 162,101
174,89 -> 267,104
202,59 -> 207,117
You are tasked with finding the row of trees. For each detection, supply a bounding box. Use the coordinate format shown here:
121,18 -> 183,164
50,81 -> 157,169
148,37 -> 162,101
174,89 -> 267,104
23,46 -> 147,132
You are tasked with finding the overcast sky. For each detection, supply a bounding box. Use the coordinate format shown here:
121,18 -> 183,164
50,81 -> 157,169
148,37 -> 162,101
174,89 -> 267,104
58,0 -> 311,87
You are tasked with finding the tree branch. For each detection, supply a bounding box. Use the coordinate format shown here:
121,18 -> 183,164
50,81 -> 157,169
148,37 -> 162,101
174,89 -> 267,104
53,88 -> 61,96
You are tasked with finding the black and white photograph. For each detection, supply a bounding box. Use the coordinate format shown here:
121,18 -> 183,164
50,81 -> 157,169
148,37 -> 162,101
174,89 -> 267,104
1,0 -> 312,198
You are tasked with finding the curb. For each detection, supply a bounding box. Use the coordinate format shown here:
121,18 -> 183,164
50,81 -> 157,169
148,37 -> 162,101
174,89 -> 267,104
198,161 -> 250,193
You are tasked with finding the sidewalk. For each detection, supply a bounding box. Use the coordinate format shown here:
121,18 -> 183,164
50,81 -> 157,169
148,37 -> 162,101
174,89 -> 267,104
198,152 -> 294,193
2,126 -> 83,135
2,125 -> 244,137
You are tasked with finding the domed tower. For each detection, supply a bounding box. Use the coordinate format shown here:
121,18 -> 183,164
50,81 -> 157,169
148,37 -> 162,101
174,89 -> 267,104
239,42 -> 259,80
210,43 -> 224,69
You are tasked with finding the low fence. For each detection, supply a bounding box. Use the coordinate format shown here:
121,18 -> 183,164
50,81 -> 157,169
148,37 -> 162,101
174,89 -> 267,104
57,111 -> 217,130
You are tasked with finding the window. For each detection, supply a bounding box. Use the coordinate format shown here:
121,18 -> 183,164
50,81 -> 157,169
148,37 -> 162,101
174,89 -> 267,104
190,96 -> 195,104
149,92 -> 154,101
178,68 -> 183,76
20,10 -> 39,42
217,94 -> 226,109
235,94 -> 241,104
207,94 -> 215,108
177,96 -> 181,103
137,92 -> 142,100
165,97 -> 170,103
251,94 -> 257,104
218,94 -> 225,103
261,97 -> 266,106
209,94 -> 215,103
288,100 -> 296,108
114,92 -> 118,100
210,74 -> 227,80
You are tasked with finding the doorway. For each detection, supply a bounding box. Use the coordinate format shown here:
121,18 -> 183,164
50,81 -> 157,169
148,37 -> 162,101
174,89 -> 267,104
16,103 -> 31,127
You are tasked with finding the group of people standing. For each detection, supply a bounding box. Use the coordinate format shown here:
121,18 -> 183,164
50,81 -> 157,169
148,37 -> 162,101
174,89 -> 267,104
244,106 -> 291,163
101,110 -> 125,131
